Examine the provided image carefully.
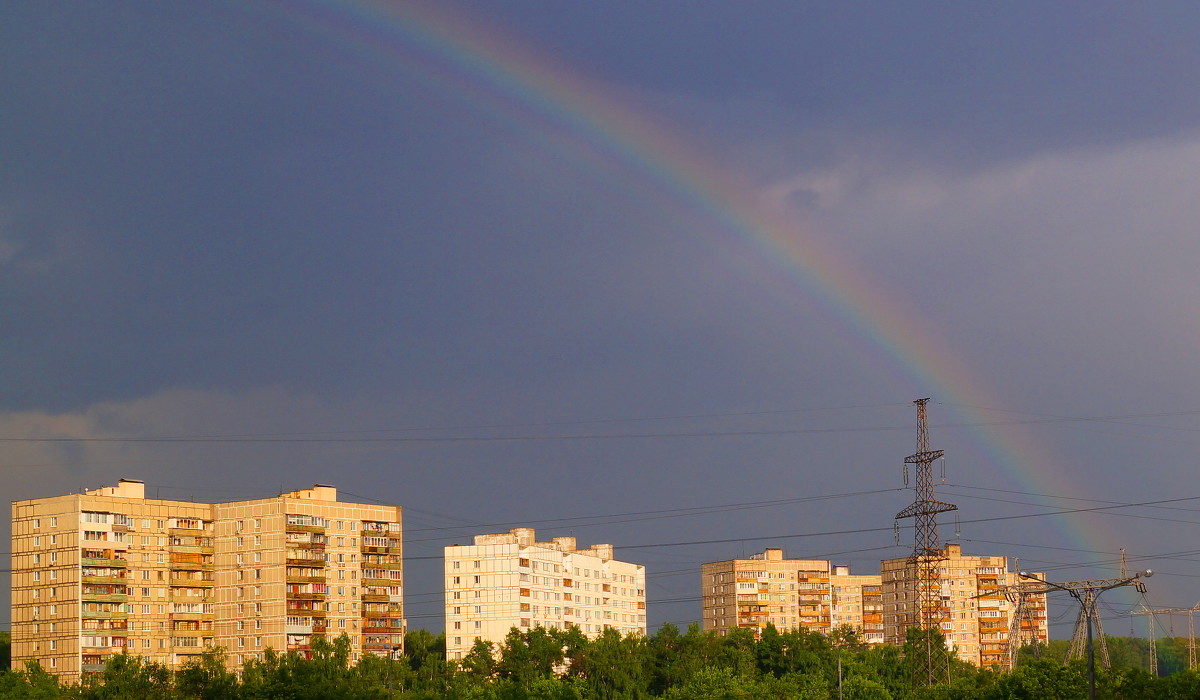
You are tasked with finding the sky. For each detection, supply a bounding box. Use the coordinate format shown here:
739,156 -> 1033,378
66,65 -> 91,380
5,0 -> 1200,641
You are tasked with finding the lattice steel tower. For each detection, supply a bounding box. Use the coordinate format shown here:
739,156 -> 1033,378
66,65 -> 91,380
895,398 -> 958,685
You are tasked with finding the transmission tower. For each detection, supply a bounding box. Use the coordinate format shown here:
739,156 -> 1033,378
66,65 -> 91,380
894,398 -> 958,685
1003,582 -> 1049,669
1018,570 -> 1152,700
1131,603 -> 1200,673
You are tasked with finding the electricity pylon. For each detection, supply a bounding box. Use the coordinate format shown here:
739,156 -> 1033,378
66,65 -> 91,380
1019,571 -> 1152,700
1004,582 -> 1049,669
1131,603 -> 1200,673
894,398 -> 957,686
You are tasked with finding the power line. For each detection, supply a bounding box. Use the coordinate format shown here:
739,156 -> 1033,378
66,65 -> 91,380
6,407 -> 1200,444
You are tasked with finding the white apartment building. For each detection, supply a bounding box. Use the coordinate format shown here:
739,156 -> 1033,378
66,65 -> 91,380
444,528 -> 645,661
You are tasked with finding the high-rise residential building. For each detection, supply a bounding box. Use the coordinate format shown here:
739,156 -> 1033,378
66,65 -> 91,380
830,565 -> 885,645
10,480 -> 403,682
881,544 -> 1048,667
700,549 -> 882,642
443,528 -> 645,661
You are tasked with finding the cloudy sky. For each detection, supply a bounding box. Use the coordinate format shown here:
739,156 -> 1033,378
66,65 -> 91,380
5,1 -> 1200,638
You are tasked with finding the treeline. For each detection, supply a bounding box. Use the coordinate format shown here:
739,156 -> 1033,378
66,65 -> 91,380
3,625 -> 1200,699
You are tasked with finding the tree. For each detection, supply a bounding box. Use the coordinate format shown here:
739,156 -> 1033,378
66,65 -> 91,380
78,653 -> 175,700
175,647 -> 239,700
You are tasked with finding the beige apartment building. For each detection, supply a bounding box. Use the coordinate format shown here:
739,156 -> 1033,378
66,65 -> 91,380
881,544 -> 1048,667
444,528 -> 645,661
10,479 -> 403,682
701,549 -> 883,644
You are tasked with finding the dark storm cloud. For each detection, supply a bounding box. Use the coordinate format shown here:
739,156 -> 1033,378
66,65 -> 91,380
4,1 -> 1200,634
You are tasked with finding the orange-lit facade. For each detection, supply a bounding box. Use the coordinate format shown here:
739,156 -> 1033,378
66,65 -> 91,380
11,480 -> 403,682
881,544 -> 1048,667
701,549 -> 884,643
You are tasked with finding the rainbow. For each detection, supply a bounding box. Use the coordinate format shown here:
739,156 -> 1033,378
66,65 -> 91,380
254,0 -> 1117,560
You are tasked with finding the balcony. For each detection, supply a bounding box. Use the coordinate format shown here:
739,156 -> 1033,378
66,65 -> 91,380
82,557 -> 128,568
286,523 -> 326,534
81,642 -> 126,654
287,591 -> 328,601
170,544 -> 215,554
82,574 -> 128,585
362,577 -> 400,588
287,555 -> 325,566
169,527 -> 208,537
170,593 -> 214,603
287,575 -> 328,585
82,593 -> 128,603
82,610 -> 126,620
170,578 -> 215,588
361,545 -> 403,555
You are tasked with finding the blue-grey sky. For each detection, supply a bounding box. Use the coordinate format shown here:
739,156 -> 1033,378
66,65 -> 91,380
6,1 -> 1200,639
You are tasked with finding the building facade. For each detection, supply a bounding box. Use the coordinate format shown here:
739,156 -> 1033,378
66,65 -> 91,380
443,528 -> 645,661
10,480 -> 403,682
700,549 -> 883,643
881,544 -> 1048,667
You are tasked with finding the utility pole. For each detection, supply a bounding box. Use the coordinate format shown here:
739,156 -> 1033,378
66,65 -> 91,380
1019,570 -> 1153,700
894,398 -> 958,686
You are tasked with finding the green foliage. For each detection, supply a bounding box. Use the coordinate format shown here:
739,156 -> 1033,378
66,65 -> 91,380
4,628 -> 1200,698
1,631 -> 11,671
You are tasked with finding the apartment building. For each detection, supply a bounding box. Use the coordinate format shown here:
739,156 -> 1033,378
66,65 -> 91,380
881,544 -> 1048,667
444,528 -> 645,661
10,479 -> 403,682
700,549 -> 883,643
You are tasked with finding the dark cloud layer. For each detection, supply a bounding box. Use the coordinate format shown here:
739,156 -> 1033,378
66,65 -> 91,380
4,2 -> 1200,634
